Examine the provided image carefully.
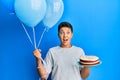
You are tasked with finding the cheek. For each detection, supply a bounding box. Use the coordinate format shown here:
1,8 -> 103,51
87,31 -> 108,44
59,35 -> 63,40
69,34 -> 73,39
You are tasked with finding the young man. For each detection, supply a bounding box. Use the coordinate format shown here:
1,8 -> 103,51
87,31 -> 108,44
33,22 -> 90,80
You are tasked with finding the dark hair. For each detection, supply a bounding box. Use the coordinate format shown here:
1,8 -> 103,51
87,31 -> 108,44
58,22 -> 73,33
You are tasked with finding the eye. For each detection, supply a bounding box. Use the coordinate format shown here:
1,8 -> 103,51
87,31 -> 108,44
67,32 -> 71,34
59,32 -> 64,35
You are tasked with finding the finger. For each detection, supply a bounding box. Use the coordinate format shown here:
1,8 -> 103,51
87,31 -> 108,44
34,49 -> 39,53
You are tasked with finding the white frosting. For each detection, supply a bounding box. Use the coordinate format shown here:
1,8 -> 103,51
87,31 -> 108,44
80,55 -> 99,61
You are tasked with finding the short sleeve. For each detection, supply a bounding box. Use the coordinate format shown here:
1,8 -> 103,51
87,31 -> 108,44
44,49 -> 53,73
79,48 -> 85,70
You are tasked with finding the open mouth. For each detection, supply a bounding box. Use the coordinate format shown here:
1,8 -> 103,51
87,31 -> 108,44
63,39 -> 68,42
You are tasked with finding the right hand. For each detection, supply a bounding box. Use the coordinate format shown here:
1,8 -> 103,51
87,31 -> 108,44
33,49 -> 41,59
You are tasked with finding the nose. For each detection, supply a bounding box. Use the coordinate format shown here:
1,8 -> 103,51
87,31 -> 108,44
63,33 -> 67,37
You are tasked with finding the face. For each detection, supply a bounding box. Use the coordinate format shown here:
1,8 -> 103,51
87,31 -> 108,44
58,27 -> 73,48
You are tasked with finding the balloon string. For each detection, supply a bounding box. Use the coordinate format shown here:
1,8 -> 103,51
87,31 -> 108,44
39,57 -> 47,80
40,57 -> 46,65
32,27 -> 37,49
21,22 -> 33,46
37,27 -> 47,48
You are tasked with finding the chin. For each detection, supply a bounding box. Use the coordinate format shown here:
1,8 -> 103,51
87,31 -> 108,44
62,43 -> 67,45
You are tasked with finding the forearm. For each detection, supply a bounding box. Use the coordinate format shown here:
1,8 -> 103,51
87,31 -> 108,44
36,58 -> 49,79
80,67 -> 90,79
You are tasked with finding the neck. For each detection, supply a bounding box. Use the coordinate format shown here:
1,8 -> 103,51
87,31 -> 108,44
60,44 -> 72,48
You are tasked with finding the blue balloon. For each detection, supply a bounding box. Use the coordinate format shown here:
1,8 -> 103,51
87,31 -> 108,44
14,0 -> 47,27
2,0 -> 15,12
43,0 -> 64,28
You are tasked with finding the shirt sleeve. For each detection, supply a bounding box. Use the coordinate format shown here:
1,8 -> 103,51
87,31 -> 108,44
44,49 -> 53,73
79,48 -> 85,70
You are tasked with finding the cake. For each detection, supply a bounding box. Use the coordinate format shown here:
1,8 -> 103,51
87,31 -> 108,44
80,55 -> 100,66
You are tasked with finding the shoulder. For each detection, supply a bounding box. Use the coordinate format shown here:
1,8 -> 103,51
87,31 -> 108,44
72,45 -> 84,51
47,46 -> 60,53
72,46 -> 85,55
46,46 -> 60,57
49,46 -> 59,50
